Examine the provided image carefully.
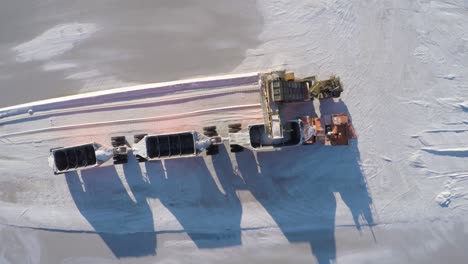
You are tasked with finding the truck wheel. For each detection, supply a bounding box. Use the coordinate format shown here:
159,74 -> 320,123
203,125 -> 218,137
203,126 -> 216,131
206,145 -> 219,155
113,154 -> 128,164
135,155 -> 147,163
228,128 -> 241,133
134,134 -> 148,144
111,136 -> 126,147
332,91 -> 342,98
204,130 -> 217,137
113,158 -> 128,165
230,144 -> 244,153
228,123 -> 242,129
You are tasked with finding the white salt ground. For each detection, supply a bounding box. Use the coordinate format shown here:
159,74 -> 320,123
1,0 -> 468,263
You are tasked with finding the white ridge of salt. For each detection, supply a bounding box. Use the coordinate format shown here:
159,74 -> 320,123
12,23 -> 98,63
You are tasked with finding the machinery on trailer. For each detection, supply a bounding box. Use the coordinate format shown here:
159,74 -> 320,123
267,72 -> 342,104
48,70 -> 355,174
259,70 -> 343,140
310,113 -> 357,145
227,70 -> 351,153
227,113 -> 356,153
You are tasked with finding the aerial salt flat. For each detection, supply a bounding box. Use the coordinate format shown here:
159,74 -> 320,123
0,0 -> 260,107
1,0 -> 468,264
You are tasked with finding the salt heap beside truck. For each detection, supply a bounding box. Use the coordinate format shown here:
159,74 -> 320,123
49,70 -> 356,174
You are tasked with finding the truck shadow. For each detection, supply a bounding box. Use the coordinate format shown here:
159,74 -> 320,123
234,99 -> 373,264
63,99 -> 371,262
65,147 -> 244,258
65,166 -> 156,258
235,141 -> 373,263
143,147 -> 242,249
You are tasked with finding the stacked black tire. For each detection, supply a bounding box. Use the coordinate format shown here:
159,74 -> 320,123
228,123 -> 242,133
203,126 -> 219,155
133,134 -> 148,162
133,134 -> 147,144
332,89 -> 342,98
111,136 -> 128,164
228,123 -> 244,153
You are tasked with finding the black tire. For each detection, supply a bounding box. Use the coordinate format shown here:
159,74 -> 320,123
228,128 -> 241,133
134,134 -> 148,144
206,145 -> 219,155
136,155 -> 147,163
113,154 -> 128,164
332,91 -> 342,98
111,136 -> 126,147
203,126 -> 216,131
228,123 -> 242,129
113,153 -> 127,159
230,144 -> 244,153
204,130 -> 217,137
113,158 -> 128,165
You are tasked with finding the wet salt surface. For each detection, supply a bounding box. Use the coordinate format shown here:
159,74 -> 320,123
0,0 -> 260,107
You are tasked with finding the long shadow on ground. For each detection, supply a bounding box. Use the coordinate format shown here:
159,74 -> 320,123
64,99 -> 372,262
142,151 -> 242,248
65,166 -> 156,258
65,147 -> 243,257
234,99 -> 373,264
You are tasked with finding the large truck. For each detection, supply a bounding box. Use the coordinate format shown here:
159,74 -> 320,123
48,70 -> 354,174
266,71 -> 342,103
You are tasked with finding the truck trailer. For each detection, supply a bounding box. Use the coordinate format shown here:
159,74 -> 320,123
49,143 -> 112,175
130,126 -> 223,162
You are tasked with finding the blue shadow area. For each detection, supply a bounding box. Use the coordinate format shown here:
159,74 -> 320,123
64,98 -> 372,263
235,141 -> 373,263
142,150 -> 242,248
233,99 -> 373,264
65,148 -> 243,257
65,166 -> 156,258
